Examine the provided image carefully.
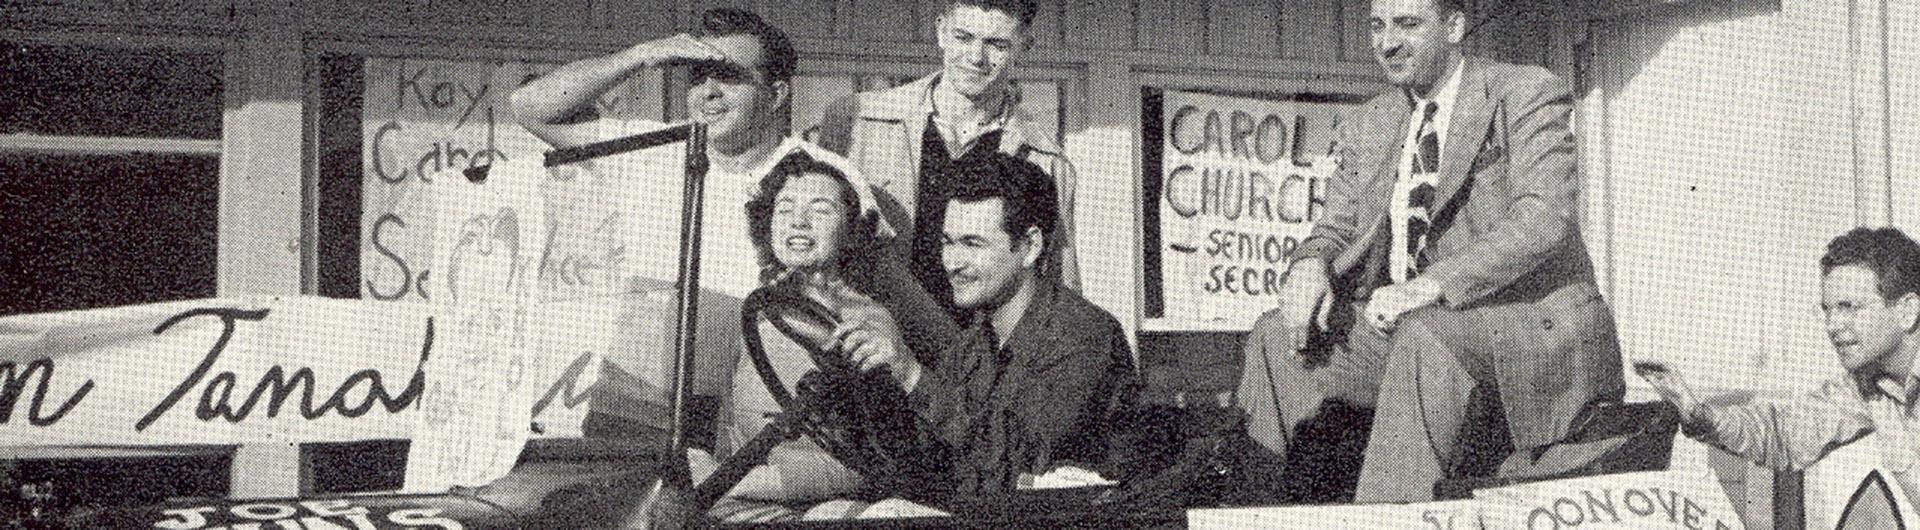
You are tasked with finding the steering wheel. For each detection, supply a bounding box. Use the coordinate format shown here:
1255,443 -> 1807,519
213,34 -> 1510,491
745,286 -> 859,376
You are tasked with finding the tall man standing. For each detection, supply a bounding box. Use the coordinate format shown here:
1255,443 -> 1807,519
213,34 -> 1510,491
512,7 -> 804,301
817,0 -> 1081,323
1235,0 -> 1625,502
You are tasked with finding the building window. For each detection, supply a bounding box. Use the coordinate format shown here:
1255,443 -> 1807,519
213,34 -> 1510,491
0,40 -> 222,316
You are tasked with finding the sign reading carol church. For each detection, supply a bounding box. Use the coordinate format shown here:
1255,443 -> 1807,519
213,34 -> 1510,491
1153,90 -> 1347,331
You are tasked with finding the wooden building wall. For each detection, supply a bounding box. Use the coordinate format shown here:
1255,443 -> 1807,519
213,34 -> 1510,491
32,0 -> 1820,518
6,0 -> 1458,383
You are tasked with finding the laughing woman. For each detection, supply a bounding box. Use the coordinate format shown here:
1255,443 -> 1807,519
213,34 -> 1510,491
696,150 -> 922,522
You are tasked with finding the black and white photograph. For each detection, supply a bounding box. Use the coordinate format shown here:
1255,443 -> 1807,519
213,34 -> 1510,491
3,0 -> 1914,528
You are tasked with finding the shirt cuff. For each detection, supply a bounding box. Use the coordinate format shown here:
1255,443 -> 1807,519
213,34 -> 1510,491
1683,403 -> 1721,440
1291,236 -> 1341,267
900,362 -> 924,394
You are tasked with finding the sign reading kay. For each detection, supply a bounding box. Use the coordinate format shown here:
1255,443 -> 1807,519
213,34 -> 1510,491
1154,90 -> 1347,331
359,58 -> 656,304
361,58 -> 531,304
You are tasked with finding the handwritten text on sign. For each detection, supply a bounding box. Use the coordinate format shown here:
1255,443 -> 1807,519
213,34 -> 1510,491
1474,470 -> 1746,530
1156,90 -> 1348,331
359,58 -> 660,303
363,59 -> 513,302
406,159 -> 545,491
0,297 -> 596,446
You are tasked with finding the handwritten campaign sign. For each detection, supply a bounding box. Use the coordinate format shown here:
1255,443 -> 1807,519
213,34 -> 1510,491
0,297 -> 601,447
1474,470 -> 1746,530
1153,90 -> 1347,331
534,136 -> 742,432
363,58 -> 514,302
359,58 -> 657,303
405,157 -> 546,491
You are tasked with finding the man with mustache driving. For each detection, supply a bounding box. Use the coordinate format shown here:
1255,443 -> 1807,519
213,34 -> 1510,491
845,153 -> 1137,497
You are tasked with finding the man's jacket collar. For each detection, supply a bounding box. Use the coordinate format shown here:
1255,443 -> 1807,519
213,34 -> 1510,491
861,73 -> 1064,158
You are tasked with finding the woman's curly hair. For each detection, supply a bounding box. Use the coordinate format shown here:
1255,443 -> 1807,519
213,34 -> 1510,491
745,151 -> 882,285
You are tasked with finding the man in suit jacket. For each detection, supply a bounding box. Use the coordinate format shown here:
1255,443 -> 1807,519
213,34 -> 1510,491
1235,0 -> 1625,502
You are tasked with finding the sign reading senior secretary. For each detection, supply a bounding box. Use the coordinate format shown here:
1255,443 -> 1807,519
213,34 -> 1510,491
1154,90 -> 1346,331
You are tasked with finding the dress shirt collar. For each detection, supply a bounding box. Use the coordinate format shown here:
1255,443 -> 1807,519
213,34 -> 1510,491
973,279 -> 1061,360
925,74 -> 1021,155
1404,56 -> 1466,117
1870,353 -> 1920,409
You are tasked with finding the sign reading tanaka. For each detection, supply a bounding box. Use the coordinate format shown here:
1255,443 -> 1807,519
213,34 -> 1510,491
0,297 -> 596,447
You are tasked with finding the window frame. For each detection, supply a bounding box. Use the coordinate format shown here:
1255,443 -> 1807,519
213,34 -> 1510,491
0,30 -> 231,316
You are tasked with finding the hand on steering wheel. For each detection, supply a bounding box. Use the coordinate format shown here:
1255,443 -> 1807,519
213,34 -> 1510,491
836,314 -> 922,391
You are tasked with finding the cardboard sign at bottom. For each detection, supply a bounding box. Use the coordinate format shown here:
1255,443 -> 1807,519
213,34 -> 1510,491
1836,470 -> 1907,530
1188,499 -> 1483,529
1473,469 -> 1744,530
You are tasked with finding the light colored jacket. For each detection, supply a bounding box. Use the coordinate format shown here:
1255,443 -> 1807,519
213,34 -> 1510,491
1698,373 -> 1878,472
1257,56 -> 1623,450
816,74 -> 1080,288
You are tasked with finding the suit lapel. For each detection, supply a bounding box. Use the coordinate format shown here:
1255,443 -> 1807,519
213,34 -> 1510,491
1432,57 -> 1495,221
1330,97 -> 1412,276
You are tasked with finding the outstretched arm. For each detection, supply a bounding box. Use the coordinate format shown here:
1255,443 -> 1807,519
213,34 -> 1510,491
509,34 -> 724,148
1640,362 -> 1873,471
1698,382 -> 1875,472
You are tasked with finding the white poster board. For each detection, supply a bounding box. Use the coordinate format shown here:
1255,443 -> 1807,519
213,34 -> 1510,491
1148,90 -> 1346,332
358,57 -> 656,303
0,298 -> 441,445
404,157 -> 546,491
